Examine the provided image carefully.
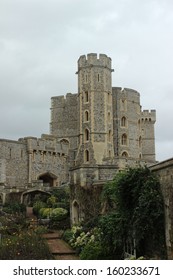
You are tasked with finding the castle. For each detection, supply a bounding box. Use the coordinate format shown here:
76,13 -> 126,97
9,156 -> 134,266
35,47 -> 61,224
0,52 -> 156,217
1,53 -> 173,258
0,53 -> 156,204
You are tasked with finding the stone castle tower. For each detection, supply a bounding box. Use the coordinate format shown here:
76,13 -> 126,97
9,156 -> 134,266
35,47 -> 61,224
51,53 -> 156,168
50,53 -> 156,223
75,54 -> 114,165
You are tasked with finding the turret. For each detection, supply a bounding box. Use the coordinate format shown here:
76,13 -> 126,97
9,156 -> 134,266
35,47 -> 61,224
76,53 -> 114,165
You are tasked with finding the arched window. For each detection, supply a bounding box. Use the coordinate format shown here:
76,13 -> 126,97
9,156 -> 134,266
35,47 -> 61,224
121,151 -> 128,157
84,150 -> 89,162
139,153 -> 142,159
139,136 -> 142,148
121,133 -> 127,145
84,111 -> 89,122
121,116 -> 126,127
84,128 -> 89,141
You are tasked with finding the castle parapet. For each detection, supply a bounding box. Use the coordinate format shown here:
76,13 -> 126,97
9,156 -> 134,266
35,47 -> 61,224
77,53 -> 113,71
141,109 -> 156,122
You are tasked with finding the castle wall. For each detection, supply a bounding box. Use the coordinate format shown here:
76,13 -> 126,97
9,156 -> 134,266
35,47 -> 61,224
0,134 -> 69,190
150,158 -> 173,259
50,93 -> 78,149
0,139 -> 28,188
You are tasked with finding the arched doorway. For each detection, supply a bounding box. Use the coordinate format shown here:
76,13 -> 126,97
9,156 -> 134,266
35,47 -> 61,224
21,189 -> 51,206
72,200 -> 80,224
38,172 -> 57,187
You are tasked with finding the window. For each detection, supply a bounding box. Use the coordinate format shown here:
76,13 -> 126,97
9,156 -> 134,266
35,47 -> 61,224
139,136 -> 142,148
121,116 -> 126,127
108,112 -> 111,122
121,133 -> 127,145
98,74 -> 100,82
84,91 -> 89,102
84,128 -> 89,141
108,130 -> 111,142
107,92 -> 111,103
138,119 -> 141,129
84,150 -> 89,162
84,111 -> 89,122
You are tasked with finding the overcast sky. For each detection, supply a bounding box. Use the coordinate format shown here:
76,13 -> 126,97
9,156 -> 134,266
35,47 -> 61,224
0,0 -> 173,162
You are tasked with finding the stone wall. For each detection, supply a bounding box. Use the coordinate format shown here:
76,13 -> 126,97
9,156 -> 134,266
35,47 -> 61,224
150,158 -> 173,259
0,134 -> 69,190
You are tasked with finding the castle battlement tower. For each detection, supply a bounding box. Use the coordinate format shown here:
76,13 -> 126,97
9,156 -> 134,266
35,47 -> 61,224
76,53 -> 115,165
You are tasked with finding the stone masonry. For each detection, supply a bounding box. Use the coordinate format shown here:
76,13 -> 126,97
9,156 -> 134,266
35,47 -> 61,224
50,53 -> 156,224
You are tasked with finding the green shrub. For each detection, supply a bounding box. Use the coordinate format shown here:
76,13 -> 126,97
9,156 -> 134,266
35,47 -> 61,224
62,229 -> 73,243
51,208 -> 68,221
33,201 -> 47,216
80,241 -> 104,260
39,208 -> 52,219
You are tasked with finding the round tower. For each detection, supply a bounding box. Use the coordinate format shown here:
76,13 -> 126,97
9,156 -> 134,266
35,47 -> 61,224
76,53 -> 114,165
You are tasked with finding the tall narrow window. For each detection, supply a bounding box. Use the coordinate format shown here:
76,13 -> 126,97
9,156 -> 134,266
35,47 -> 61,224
9,148 -> 12,159
121,133 -> 127,145
121,116 -> 126,127
108,130 -> 111,142
84,91 -> 89,102
107,92 -> 111,103
108,112 -> 111,122
139,136 -> 142,148
84,150 -> 89,162
84,111 -> 89,122
84,128 -> 89,141
98,74 -> 100,82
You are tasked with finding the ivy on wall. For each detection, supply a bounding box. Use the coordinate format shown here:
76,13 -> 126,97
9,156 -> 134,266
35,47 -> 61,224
100,167 -> 167,259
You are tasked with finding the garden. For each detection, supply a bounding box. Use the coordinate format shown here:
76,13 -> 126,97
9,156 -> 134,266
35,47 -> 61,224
0,167 -> 167,259
0,186 -> 70,259
63,167 -> 167,260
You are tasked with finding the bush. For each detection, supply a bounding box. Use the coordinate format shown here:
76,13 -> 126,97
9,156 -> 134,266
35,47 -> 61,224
63,229 -> 74,243
51,208 -> 68,221
39,208 -> 52,219
80,241 -> 104,260
33,201 -> 47,216
3,203 -> 26,214
0,230 -> 52,260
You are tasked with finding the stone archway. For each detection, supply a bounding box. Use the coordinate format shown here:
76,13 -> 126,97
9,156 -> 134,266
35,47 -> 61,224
21,189 -> 51,205
38,172 -> 57,187
71,200 -> 80,224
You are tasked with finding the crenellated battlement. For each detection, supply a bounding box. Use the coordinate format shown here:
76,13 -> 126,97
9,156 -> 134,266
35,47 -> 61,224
51,93 -> 77,108
141,109 -> 156,122
77,53 -> 113,71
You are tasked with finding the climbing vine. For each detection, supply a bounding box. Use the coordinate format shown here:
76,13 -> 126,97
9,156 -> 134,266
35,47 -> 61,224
101,167 -> 167,259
